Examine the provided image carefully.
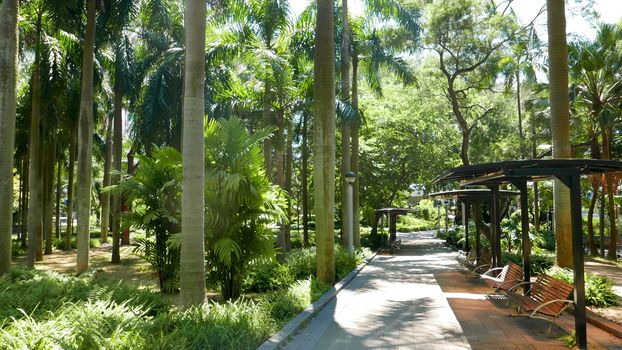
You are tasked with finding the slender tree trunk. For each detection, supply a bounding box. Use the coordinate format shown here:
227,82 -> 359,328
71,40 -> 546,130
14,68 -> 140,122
314,0 -> 336,285
17,157 -> 23,243
0,0 -> 19,276
27,23 -> 43,266
36,123 -> 44,260
180,0 -> 207,307
599,186 -> 605,257
587,182 -> 599,255
100,116 -> 112,243
531,121 -> 539,231
263,83 -> 273,181
275,108 -> 288,255
604,127 -> 617,259
65,127 -> 76,250
111,83 -> 122,263
76,0 -> 97,274
351,53 -> 360,247
301,111 -> 309,247
55,154 -> 61,239
21,152 -> 29,248
340,0 -> 351,248
284,124 -> 293,251
547,0 -> 572,268
121,150 -> 134,245
43,135 -> 56,255
516,70 -> 525,158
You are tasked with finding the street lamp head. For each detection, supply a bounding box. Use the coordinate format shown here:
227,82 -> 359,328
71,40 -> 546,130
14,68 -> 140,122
345,171 -> 356,184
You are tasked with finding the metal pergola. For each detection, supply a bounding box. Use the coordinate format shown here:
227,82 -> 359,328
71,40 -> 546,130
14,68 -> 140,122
429,189 -> 520,269
434,158 -> 622,350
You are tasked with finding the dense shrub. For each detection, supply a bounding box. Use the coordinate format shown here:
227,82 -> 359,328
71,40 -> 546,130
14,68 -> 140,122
361,232 -> 388,250
285,245 -> 371,281
242,259 -> 294,293
547,267 -> 618,307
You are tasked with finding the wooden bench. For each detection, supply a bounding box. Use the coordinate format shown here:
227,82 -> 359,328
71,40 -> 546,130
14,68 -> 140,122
505,274 -> 574,334
481,262 -> 524,293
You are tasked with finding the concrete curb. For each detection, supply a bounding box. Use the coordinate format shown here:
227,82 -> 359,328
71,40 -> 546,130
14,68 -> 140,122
256,249 -> 381,350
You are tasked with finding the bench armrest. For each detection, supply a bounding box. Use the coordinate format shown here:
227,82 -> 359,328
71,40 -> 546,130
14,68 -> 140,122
481,267 -> 504,277
530,299 -> 574,318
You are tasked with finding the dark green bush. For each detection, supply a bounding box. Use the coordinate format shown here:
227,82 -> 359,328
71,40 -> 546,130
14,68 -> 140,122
547,267 -> 618,307
243,259 -> 294,293
361,232 -> 387,250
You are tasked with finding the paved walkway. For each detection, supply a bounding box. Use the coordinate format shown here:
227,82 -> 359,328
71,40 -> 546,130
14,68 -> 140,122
282,231 -> 622,350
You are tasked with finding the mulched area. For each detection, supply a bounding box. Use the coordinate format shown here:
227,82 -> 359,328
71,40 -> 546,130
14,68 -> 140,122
435,270 -> 622,350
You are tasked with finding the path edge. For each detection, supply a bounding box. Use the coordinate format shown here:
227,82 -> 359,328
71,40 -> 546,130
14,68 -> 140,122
256,248 -> 381,350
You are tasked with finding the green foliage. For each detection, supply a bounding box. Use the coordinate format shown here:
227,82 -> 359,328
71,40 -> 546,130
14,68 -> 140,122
242,259 -> 294,293
203,117 -> 282,300
396,215 -> 436,232
501,252 -> 555,276
284,245 -> 371,282
145,301 -> 274,350
53,237 -> 101,250
547,267 -> 618,308
109,146 -> 182,293
0,268 -> 277,349
361,231 -> 388,250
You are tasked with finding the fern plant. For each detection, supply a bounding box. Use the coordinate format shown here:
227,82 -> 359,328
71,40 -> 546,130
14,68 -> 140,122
107,146 -> 182,293
203,117 -> 284,300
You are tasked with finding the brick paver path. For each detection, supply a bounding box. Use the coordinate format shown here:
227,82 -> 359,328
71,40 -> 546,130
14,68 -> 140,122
282,231 -> 622,350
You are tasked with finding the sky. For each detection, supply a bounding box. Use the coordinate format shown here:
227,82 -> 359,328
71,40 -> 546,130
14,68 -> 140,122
290,0 -> 622,41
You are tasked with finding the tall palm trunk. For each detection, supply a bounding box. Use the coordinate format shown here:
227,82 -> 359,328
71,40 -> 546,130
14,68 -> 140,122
263,83 -> 273,181
21,153 -> 29,248
284,124 -> 293,251
180,0 -> 206,307
301,111 -> 309,247
351,52 -> 360,247
27,20 -> 43,266
55,154 -> 62,239
602,126 -> 617,259
65,127 -> 76,250
0,0 -> 19,276
587,182 -> 599,255
111,83 -> 122,263
531,121 -> 540,231
340,0 -> 351,248
76,0 -> 97,273
275,108 -> 288,255
599,186 -> 606,257
43,135 -> 56,255
547,0 -> 572,268
100,116 -> 112,243
314,0 -> 336,285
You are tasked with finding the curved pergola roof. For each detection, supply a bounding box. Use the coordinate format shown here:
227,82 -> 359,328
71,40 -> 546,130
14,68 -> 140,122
428,188 -> 519,199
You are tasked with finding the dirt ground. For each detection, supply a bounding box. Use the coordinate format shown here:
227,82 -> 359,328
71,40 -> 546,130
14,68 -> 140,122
12,243 -> 160,290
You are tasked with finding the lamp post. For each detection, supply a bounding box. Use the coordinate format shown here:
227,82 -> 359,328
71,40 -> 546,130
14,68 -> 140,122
345,171 -> 356,255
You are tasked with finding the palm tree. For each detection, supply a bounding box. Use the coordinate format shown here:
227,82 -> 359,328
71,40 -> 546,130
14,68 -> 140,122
0,0 -> 19,276
349,19 -> 416,245
340,0 -> 352,249
547,0 -> 572,268
75,0 -> 98,274
314,0 -> 336,285
569,24 -> 622,259
179,0 -> 206,307
203,118 -> 279,300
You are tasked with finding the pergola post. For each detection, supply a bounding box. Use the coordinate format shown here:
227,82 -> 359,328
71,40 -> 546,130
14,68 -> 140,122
462,201 -> 469,251
563,173 -> 587,349
489,185 -> 501,268
514,180 -> 531,294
